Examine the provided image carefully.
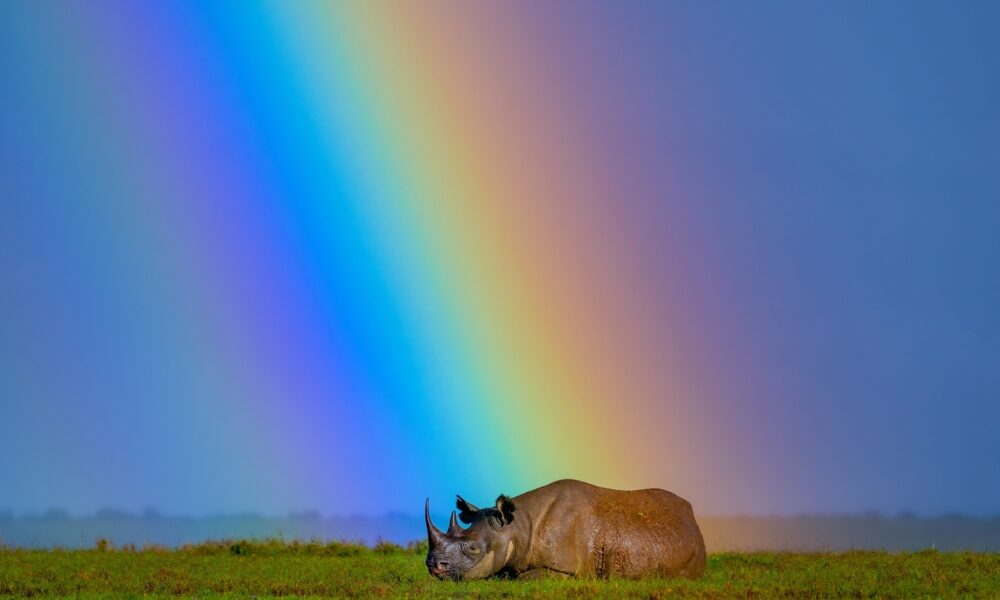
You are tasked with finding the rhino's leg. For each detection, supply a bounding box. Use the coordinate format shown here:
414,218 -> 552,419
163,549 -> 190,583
517,568 -> 572,580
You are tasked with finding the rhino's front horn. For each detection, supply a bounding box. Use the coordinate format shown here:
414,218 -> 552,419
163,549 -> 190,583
447,510 -> 463,536
425,498 -> 445,546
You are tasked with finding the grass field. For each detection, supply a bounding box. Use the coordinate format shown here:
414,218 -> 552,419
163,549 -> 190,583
1,539 -> 997,598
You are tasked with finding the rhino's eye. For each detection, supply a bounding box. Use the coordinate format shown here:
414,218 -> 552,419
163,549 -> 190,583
466,544 -> 482,556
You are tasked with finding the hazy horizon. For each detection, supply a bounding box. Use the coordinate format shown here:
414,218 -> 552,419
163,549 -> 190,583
4,504 -> 1000,521
4,510 -> 999,552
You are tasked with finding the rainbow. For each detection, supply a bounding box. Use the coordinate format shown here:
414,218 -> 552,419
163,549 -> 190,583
0,2 -> 767,516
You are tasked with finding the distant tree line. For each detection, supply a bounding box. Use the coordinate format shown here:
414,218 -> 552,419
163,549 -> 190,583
1,510 -> 998,551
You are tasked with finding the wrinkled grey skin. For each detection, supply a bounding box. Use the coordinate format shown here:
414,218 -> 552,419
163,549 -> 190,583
425,479 -> 706,581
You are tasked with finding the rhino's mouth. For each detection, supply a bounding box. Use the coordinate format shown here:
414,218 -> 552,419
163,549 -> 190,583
430,568 -> 459,581
428,566 -> 445,578
427,560 -> 457,580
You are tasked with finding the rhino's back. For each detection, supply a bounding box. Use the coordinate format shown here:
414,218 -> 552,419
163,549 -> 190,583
587,485 -> 705,578
518,480 -> 705,579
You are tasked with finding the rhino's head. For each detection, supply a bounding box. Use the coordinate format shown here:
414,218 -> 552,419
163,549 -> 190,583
424,494 -> 517,580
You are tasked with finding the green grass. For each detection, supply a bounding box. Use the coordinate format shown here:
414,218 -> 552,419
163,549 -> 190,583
0,539 -> 997,598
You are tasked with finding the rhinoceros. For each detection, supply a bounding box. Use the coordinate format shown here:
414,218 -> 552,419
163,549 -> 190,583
424,479 -> 706,580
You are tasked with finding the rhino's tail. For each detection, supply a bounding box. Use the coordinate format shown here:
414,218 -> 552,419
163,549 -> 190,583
680,541 -> 707,579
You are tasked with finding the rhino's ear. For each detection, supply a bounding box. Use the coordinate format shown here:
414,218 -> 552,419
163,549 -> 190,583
456,495 -> 479,524
495,495 -> 516,525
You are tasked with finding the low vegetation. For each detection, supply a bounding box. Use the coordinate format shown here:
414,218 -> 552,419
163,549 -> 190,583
0,539 -> 996,598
